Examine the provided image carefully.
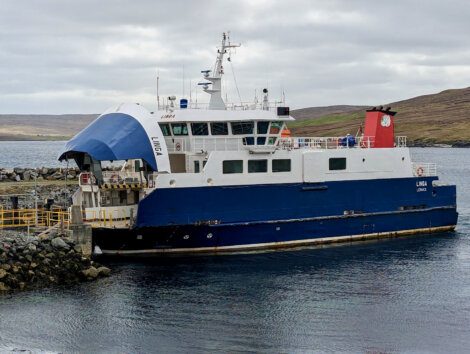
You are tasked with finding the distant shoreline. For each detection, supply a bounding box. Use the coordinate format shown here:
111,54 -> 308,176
0,135 -> 70,141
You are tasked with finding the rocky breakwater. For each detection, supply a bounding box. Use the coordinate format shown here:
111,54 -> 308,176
0,230 -> 110,292
0,167 -> 79,182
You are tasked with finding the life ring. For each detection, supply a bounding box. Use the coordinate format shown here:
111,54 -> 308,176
175,142 -> 181,151
416,166 -> 424,177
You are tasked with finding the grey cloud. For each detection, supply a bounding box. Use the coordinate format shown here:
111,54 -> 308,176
0,0 -> 469,113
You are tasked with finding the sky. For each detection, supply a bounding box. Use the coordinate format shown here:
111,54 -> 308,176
1,0 -> 470,114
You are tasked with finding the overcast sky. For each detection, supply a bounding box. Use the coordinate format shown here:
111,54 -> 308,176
1,0 -> 469,114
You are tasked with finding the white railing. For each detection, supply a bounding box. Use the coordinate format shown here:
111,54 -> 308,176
164,135 -> 408,153
180,101 -> 284,111
396,136 -> 407,147
412,163 -> 437,177
101,171 -> 146,185
278,136 -> 376,150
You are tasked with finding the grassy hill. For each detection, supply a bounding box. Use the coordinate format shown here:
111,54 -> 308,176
0,114 -> 97,141
289,87 -> 470,146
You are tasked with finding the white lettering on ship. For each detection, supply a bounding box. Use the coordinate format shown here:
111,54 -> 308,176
151,137 -> 163,156
416,180 -> 427,192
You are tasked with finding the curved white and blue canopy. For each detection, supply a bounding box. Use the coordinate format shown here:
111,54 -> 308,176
59,103 -> 170,172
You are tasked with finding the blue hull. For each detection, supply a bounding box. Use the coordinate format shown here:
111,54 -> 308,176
93,177 -> 458,254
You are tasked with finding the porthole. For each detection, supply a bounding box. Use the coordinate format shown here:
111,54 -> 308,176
183,235 -> 190,240
207,233 -> 213,239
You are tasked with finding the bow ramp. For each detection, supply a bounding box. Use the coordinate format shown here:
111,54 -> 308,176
59,103 -> 170,172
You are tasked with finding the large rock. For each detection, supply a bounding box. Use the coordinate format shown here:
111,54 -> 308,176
97,266 -> 111,277
23,170 -> 32,181
51,237 -> 70,250
0,269 -> 7,279
82,266 -> 99,279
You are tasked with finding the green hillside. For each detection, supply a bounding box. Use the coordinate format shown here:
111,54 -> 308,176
290,87 -> 470,146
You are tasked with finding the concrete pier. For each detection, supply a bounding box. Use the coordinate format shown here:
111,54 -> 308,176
70,205 -> 92,257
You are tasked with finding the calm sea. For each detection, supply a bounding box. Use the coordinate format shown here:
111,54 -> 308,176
0,141 -> 69,168
0,146 -> 470,353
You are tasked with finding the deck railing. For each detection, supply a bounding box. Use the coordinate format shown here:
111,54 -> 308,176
412,163 -> 437,177
164,135 -> 407,153
101,171 -> 146,185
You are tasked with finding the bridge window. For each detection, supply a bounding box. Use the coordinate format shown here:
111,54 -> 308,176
329,158 -> 346,170
268,137 -> 277,145
191,123 -> 209,136
270,121 -> 283,134
243,137 -> 255,145
171,123 -> 188,136
257,137 -> 266,145
231,121 -> 254,135
210,122 -> 229,135
257,121 -> 269,134
248,159 -> 268,173
159,123 -> 171,136
223,160 -> 243,174
272,159 -> 291,172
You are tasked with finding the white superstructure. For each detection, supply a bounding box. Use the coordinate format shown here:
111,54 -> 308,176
65,33 -> 435,227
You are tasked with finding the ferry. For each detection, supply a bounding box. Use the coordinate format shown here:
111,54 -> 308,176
59,33 -> 458,255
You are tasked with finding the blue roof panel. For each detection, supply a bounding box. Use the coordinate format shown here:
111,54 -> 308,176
59,112 -> 158,170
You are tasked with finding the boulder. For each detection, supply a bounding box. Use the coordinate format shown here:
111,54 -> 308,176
0,269 -> 7,279
23,170 -> 32,181
97,266 -> 111,277
51,237 -> 70,250
82,266 -> 99,279
51,171 -> 64,180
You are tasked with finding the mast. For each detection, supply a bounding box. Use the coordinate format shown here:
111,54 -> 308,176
157,70 -> 160,111
200,32 -> 240,110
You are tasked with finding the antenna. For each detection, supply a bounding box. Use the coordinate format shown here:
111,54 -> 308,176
182,65 -> 185,98
156,69 -> 160,111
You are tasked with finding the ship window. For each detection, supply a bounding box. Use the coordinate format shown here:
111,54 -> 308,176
210,122 -> 229,135
257,137 -> 266,145
194,161 -> 200,173
270,121 -> 283,134
329,158 -> 346,170
171,123 -> 188,136
243,137 -> 255,145
223,160 -> 243,174
273,159 -> 291,172
191,123 -> 209,136
268,137 -> 277,145
159,123 -> 171,136
248,159 -> 268,173
257,121 -> 269,134
231,121 -> 254,135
